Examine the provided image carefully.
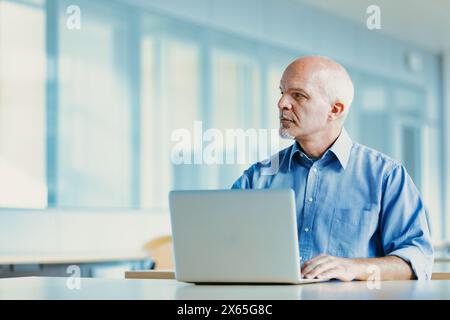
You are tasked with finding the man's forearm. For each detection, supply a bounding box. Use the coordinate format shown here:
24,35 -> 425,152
351,256 -> 415,281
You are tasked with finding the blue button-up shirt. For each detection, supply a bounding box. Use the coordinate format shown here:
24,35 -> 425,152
231,128 -> 434,280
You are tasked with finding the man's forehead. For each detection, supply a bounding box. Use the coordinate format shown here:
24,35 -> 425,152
279,78 -> 314,91
280,65 -> 327,91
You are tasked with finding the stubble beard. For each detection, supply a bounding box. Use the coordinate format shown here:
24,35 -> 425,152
279,125 -> 295,140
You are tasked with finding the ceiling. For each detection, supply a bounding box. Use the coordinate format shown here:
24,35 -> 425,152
296,0 -> 450,53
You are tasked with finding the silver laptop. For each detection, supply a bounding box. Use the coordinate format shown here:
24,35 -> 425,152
169,189 -> 324,284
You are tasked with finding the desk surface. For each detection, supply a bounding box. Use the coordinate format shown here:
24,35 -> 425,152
1,277 -> 450,300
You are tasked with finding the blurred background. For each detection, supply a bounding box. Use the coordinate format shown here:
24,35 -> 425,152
0,0 -> 449,277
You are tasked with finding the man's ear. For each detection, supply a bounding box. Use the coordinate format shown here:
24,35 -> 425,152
329,102 -> 345,120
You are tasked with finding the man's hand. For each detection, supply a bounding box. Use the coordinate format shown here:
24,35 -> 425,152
301,254 -> 416,281
301,254 -> 357,281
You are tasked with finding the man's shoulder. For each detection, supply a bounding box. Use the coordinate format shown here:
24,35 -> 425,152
255,143 -> 294,167
232,143 -> 294,188
241,143 -> 294,177
351,142 -> 401,174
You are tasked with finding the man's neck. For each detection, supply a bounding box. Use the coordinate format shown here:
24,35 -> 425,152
296,127 -> 342,159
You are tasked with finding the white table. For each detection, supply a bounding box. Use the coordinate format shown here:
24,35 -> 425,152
0,277 -> 450,299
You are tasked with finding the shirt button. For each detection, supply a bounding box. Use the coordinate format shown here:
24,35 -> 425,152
312,168 -> 317,173
308,197 -> 313,202
304,228 -> 310,232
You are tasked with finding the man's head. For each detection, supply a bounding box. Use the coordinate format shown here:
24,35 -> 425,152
278,56 -> 354,140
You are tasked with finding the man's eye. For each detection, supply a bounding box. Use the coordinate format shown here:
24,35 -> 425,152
293,93 -> 304,99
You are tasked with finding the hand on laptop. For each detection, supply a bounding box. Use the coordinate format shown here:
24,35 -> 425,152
301,254 -> 357,281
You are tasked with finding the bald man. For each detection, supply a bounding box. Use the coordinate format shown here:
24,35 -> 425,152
232,56 -> 434,281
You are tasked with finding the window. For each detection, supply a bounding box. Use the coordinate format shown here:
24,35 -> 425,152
140,35 -> 158,209
0,0 -> 47,208
57,0 -> 133,208
210,50 -> 260,187
400,123 -> 422,189
162,39 -> 201,195
357,78 -> 392,157
422,126 -> 442,240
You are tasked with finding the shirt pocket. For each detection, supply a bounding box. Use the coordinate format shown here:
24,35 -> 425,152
328,206 -> 379,258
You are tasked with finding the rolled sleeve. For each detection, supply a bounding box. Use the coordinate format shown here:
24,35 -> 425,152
380,164 -> 434,280
387,246 -> 434,280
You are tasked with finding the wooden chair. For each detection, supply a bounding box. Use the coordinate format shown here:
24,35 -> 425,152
432,257 -> 450,280
125,236 -> 175,279
142,235 -> 173,270
431,272 -> 450,280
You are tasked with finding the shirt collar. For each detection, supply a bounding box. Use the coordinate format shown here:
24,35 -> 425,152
288,140 -> 303,171
328,128 -> 353,170
288,128 -> 353,171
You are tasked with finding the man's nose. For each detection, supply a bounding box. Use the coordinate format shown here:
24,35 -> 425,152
278,95 -> 292,111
